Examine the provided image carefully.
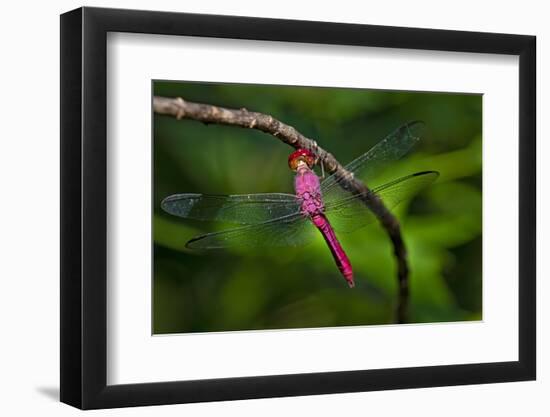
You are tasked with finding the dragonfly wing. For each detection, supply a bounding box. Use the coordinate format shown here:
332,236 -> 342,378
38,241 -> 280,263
321,121 -> 424,204
161,193 -> 300,225
186,213 -> 316,249
325,171 -> 439,233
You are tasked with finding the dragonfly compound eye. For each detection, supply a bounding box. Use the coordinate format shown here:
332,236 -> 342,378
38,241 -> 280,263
288,148 -> 316,171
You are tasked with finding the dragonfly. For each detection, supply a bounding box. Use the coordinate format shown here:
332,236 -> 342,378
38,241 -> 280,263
161,121 -> 439,288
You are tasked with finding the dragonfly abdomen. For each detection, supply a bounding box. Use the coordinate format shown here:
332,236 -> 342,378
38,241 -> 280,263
311,213 -> 354,288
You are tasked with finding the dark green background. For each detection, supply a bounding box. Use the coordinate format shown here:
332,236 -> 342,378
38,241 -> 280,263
153,81 -> 482,334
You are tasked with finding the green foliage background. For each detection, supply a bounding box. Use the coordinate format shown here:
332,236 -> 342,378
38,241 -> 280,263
153,81 -> 482,334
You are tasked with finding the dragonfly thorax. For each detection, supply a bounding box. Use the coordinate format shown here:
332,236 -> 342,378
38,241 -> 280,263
294,165 -> 325,217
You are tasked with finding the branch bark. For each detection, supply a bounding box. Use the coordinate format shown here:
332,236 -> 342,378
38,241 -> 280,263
154,95 -> 410,324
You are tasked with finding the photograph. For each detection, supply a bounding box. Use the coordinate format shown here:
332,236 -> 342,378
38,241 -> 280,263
152,81 -> 482,334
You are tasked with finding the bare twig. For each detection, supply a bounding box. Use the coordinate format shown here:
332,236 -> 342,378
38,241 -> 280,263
154,96 -> 410,323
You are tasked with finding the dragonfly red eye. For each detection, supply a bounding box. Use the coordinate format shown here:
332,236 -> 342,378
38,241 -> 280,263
288,149 -> 316,171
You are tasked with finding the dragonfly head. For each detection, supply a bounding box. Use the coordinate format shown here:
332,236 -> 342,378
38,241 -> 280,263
288,149 -> 316,171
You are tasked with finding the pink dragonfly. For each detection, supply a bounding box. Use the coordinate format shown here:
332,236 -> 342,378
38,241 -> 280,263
161,121 -> 439,288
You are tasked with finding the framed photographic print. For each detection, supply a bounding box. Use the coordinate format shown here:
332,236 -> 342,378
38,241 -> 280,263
60,6 -> 536,409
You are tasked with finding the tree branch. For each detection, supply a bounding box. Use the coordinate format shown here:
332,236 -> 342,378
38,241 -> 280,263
154,95 -> 410,324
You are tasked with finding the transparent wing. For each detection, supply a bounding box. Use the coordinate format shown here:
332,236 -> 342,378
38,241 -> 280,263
161,193 -> 300,225
321,121 -> 424,204
186,213 -> 316,249
325,171 -> 439,233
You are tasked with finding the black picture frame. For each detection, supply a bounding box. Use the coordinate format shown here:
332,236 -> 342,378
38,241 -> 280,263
60,6 -> 536,410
